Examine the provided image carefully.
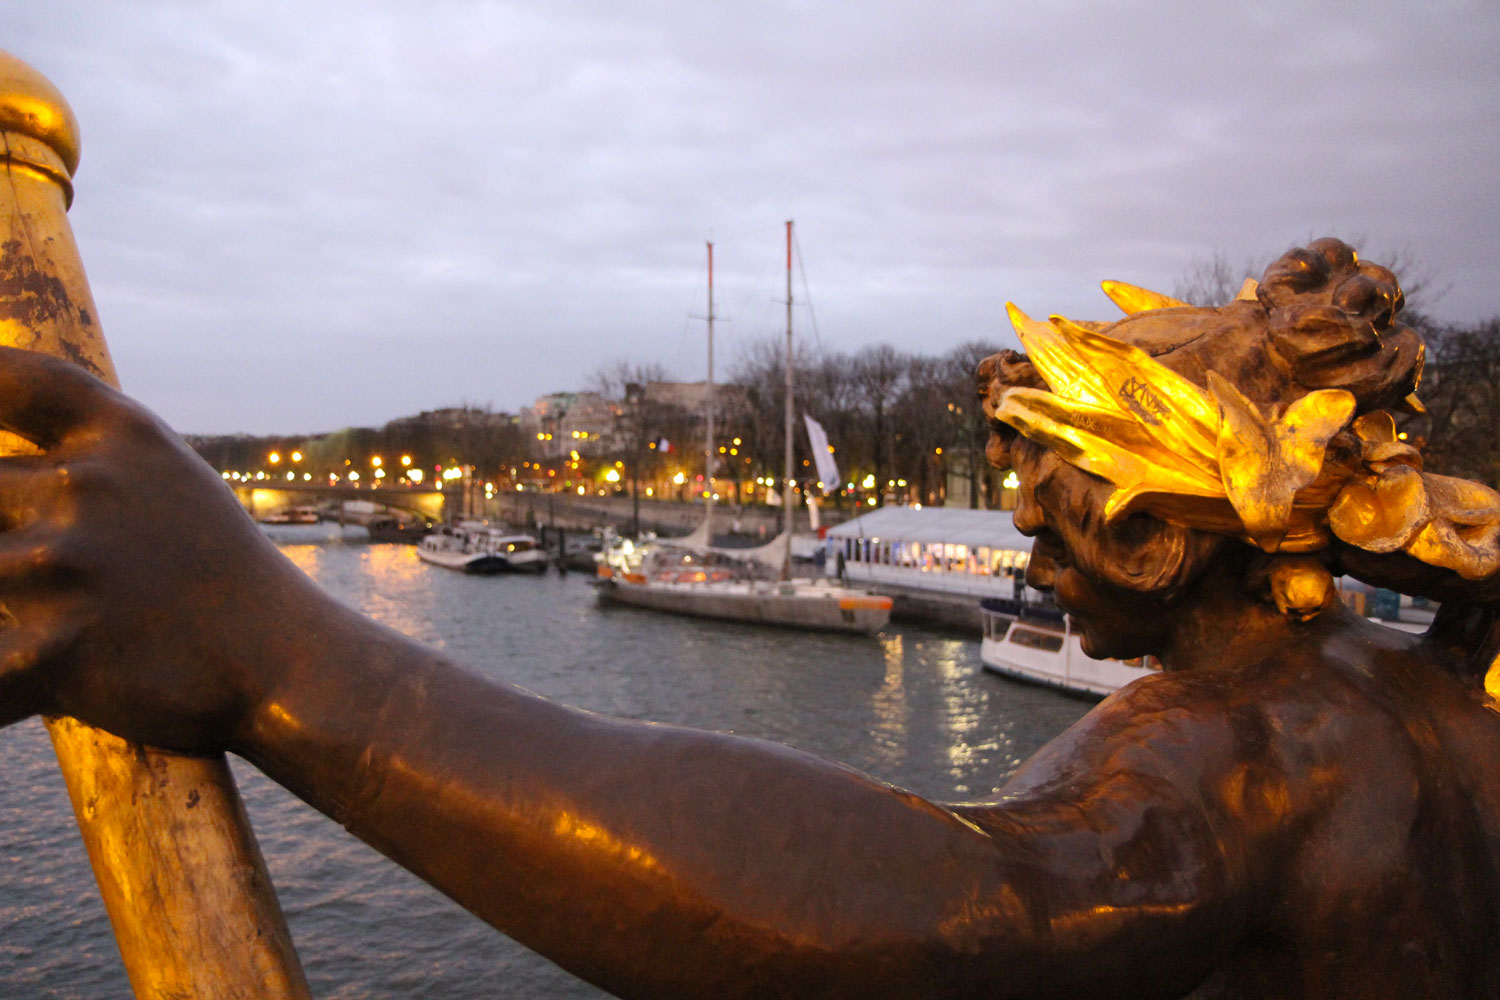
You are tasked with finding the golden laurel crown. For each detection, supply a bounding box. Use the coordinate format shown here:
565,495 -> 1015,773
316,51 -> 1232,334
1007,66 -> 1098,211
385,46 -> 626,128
996,283 -> 1500,581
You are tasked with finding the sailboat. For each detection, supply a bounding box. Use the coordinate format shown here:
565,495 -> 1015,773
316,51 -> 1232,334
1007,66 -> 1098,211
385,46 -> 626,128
594,223 -> 892,634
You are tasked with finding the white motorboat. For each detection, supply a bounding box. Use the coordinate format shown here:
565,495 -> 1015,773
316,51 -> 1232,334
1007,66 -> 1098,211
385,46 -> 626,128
980,588 -> 1438,699
259,505 -> 321,525
592,225 -> 891,635
417,522 -> 549,574
979,599 -> 1158,698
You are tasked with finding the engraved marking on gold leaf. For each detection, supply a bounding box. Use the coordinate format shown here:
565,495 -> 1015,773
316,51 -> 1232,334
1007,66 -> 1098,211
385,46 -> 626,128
1048,315 -> 1220,456
1118,375 -> 1170,426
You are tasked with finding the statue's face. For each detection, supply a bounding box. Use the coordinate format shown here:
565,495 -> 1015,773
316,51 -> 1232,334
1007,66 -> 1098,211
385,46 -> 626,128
1010,439 -> 1174,661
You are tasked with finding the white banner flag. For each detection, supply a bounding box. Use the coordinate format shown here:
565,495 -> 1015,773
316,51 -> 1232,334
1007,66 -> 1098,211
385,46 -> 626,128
803,414 -> 840,494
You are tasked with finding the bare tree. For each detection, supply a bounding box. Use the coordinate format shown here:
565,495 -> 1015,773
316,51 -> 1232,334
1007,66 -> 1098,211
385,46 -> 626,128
726,336 -> 821,487
847,345 -> 908,504
1412,316 -> 1500,487
590,360 -> 697,504
892,356 -> 949,505
942,341 -> 1003,508
799,350 -> 860,497
590,360 -> 674,401
1172,250 -> 1260,307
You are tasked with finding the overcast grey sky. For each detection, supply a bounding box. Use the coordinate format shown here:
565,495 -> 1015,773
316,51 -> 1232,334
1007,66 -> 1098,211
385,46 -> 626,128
6,1 -> 1498,434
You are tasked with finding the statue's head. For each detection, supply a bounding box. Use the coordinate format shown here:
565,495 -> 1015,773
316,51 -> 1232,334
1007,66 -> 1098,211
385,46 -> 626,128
979,239 -> 1500,660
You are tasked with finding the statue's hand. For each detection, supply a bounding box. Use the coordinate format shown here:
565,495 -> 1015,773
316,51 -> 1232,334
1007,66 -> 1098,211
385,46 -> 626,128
0,346 -> 330,750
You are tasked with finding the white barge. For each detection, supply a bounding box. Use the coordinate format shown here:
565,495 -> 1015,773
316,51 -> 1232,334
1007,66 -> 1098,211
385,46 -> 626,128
823,507 -> 1032,628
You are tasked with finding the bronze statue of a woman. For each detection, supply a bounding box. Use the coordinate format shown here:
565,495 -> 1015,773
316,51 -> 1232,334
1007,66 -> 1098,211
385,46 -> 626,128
1,239 -> 1497,998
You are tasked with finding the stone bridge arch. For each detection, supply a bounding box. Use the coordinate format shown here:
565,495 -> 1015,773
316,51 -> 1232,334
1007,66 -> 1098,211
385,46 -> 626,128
230,483 -> 447,523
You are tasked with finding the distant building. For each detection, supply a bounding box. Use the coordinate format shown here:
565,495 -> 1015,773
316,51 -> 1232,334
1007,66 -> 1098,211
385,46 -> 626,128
522,382 -> 748,462
642,380 -> 708,412
385,406 -> 516,435
646,380 -> 748,417
522,391 -> 620,459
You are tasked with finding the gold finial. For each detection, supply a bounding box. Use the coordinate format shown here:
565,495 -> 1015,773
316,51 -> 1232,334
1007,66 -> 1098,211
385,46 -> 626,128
0,50 -> 81,203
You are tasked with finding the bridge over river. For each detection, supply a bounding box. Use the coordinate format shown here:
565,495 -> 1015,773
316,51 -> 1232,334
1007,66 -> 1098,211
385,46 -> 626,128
230,482 -> 447,523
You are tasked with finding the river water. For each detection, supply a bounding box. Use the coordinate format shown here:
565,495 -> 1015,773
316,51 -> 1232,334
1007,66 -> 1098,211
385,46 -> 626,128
0,523 -> 1090,998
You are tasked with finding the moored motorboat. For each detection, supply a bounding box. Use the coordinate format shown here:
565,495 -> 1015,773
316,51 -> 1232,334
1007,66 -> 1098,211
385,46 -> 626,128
365,516 -> 434,544
417,522 -> 549,574
980,588 -> 1437,700
259,505 -> 321,525
979,598 -> 1158,699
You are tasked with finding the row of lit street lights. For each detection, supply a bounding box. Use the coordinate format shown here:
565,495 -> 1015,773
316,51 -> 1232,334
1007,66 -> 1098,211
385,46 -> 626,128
220,438 -> 997,508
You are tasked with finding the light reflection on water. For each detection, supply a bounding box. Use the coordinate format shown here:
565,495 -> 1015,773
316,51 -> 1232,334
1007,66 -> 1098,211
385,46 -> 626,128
0,522 -> 1090,998
868,633 -> 909,775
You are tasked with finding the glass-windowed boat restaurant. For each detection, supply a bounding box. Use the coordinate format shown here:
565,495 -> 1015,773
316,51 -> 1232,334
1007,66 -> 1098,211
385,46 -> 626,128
823,506 -> 1035,625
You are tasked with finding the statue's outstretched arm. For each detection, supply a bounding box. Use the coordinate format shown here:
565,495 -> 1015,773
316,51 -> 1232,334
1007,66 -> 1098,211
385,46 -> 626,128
0,347 -> 1251,998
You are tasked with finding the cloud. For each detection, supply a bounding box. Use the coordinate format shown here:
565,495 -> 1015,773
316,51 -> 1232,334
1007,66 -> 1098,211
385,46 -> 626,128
5,0 -> 1497,432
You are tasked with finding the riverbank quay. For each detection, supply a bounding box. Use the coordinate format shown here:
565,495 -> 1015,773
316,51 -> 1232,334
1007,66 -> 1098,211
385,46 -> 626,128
498,492 -> 848,540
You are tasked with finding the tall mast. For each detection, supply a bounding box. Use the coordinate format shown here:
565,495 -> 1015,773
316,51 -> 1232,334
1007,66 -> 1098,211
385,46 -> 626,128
704,240 -> 715,540
782,219 -> 795,580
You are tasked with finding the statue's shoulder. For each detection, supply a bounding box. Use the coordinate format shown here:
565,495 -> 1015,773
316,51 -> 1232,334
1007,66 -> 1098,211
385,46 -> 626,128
1000,668 -> 1292,798
1060,654 -> 1417,777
